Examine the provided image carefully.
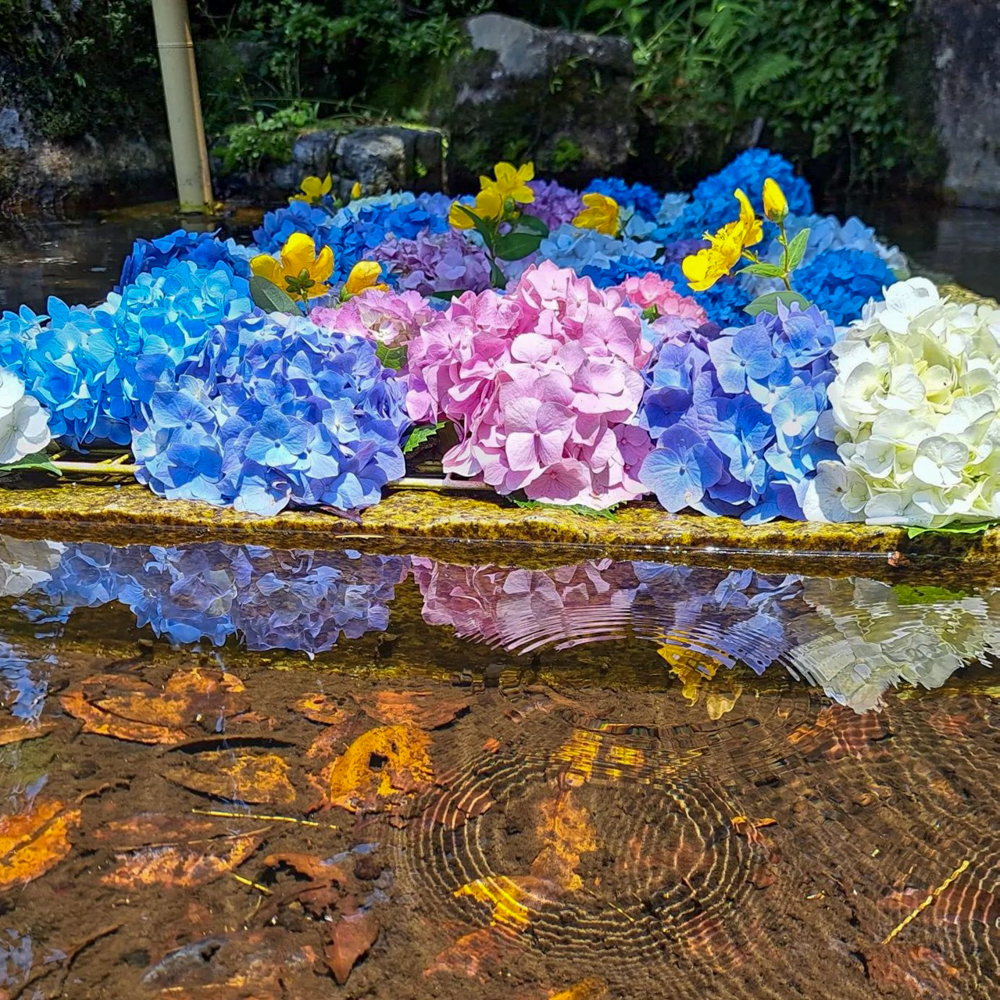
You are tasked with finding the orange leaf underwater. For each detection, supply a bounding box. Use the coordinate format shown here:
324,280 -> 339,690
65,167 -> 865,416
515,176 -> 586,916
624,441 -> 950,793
0,720 -> 56,746
351,690 -> 468,729
61,669 -> 249,745
325,909 -> 379,984
164,751 -> 297,805
0,798 -> 80,889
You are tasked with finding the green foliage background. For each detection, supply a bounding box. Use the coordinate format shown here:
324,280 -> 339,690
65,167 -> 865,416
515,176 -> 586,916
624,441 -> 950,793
0,0 -> 935,190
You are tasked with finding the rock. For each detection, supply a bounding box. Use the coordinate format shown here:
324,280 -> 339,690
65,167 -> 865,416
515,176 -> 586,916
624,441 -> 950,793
423,13 -> 636,186
230,124 -> 446,201
0,108 -> 27,152
901,0 -> 1000,207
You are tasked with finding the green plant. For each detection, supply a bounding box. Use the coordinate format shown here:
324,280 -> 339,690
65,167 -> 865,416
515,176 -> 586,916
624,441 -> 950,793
216,101 -> 318,173
551,137 -> 584,172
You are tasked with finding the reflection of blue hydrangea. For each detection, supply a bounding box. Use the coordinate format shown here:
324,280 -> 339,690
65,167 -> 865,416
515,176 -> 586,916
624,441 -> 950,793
638,302 -> 839,521
584,177 -> 662,220
1,641 -> 48,722
7,540 -> 408,656
132,311 -> 410,515
116,229 -> 253,292
792,248 -> 896,326
634,563 -> 803,674
253,200 -> 337,254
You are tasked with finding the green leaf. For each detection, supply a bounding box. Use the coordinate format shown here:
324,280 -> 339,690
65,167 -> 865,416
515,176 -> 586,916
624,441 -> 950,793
493,232 -> 544,261
892,583 -> 970,605
429,289 -> 468,301
376,342 -> 408,370
402,421 -> 445,455
785,228 -> 810,271
744,290 -> 811,317
509,497 -> 621,520
250,275 -> 298,314
905,521 -> 998,539
454,204 -> 494,246
489,259 -> 508,289
514,214 -> 549,237
0,452 -> 62,477
738,262 -> 786,278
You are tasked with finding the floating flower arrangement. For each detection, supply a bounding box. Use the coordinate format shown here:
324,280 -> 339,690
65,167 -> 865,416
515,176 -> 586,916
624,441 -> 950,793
1,149 -> 996,532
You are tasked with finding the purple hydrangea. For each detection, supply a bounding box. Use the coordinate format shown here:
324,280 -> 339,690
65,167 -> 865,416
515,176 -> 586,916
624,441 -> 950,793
527,179 -> 586,229
374,228 -> 492,296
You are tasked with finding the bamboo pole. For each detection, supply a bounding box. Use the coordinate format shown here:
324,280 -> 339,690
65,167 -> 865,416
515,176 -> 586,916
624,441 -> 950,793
151,0 -> 214,213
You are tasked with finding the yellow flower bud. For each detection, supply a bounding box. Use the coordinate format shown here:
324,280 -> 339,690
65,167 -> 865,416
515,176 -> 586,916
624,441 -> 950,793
762,178 -> 788,223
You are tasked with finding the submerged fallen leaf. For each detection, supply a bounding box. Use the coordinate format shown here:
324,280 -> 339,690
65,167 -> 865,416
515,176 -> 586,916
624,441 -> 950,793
532,789 -> 597,892
62,669 -> 248,745
318,724 -> 433,813
0,797 -> 80,889
294,694 -> 349,726
325,909 -> 379,984
102,831 -> 263,889
867,944 -> 963,998
424,927 -> 522,981
551,977 -> 609,1000
0,720 -> 56,746
788,704 -> 891,761
351,690 -> 468,729
164,752 -> 297,805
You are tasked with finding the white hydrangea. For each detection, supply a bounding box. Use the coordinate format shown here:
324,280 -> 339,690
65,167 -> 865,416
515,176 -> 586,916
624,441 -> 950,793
0,368 -> 51,466
804,278 -> 1000,527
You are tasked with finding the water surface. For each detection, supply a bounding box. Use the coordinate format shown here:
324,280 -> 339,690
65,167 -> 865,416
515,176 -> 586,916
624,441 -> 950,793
1,533 -> 997,999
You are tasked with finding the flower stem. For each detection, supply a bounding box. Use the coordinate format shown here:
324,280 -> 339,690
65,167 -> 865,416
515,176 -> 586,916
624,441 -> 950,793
391,476 -> 492,491
52,461 -> 139,475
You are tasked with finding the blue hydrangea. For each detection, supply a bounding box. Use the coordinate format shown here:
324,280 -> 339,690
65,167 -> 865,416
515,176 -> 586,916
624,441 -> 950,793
132,311 -> 411,515
638,302 -> 839,521
792,248 -> 897,326
537,223 -> 660,274
584,177 -> 662,221
253,200 -> 337,254
580,255 -> 675,289
333,191 -> 450,241
660,149 -> 813,243
661,264 -> 749,329
331,191 -> 417,226
116,229 -> 253,292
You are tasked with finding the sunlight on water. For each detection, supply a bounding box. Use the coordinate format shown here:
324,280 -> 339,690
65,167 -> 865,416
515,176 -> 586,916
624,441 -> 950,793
1,532 -> 999,998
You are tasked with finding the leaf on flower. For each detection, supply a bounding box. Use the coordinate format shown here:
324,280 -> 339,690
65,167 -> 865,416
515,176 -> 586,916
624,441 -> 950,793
0,797 -> 80,890
509,497 -> 621,520
164,751 -> 297,806
493,231 -> 544,261
249,274 -> 298,314
293,693 -> 350,726
402,421 -> 445,454
744,289 -> 810,317
317,724 -> 433,813
101,830 -> 263,889
324,909 -> 379,985
906,521 -> 998,538
738,262 -> 786,278
785,227 -> 810,271
0,452 -> 61,477
0,719 -> 56,746
61,669 -> 249,745
351,690 -> 469,730
375,341 -> 407,370
513,213 -> 549,237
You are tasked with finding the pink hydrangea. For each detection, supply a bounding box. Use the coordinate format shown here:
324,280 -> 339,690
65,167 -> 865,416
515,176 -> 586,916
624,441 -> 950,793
614,273 -> 709,345
411,557 -> 639,652
405,261 -> 655,509
310,288 -> 436,348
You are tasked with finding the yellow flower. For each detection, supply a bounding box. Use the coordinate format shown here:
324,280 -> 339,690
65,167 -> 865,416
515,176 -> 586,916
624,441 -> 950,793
762,177 -> 788,223
350,181 -> 362,200
448,187 -> 504,229
340,260 -> 388,301
289,174 -> 332,206
481,161 -> 535,204
681,188 -> 762,291
572,192 -> 619,236
251,232 -> 334,301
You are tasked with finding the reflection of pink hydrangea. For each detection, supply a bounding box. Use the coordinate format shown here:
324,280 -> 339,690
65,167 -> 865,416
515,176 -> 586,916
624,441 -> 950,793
310,289 -> 436,347
615,273 -> 709,345
527,180 -> 586,230
373,230 -> 491,296
406,262 -> 655,509
411,557 -> 639,652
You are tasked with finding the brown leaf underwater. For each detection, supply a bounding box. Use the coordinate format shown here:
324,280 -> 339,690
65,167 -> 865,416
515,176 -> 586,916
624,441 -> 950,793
325,909 -> 379,985
351,689 -> 469,729
164,751 -> 297,805
0,797 -> 81,890
61,669 -> 249,745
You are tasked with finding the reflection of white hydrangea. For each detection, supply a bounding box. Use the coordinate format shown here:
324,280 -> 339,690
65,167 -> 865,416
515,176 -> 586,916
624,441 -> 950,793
805,279 -> 1000,527
786,577 -> 1000,712
0,369 -> 51,465
0,536 -> 64,597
